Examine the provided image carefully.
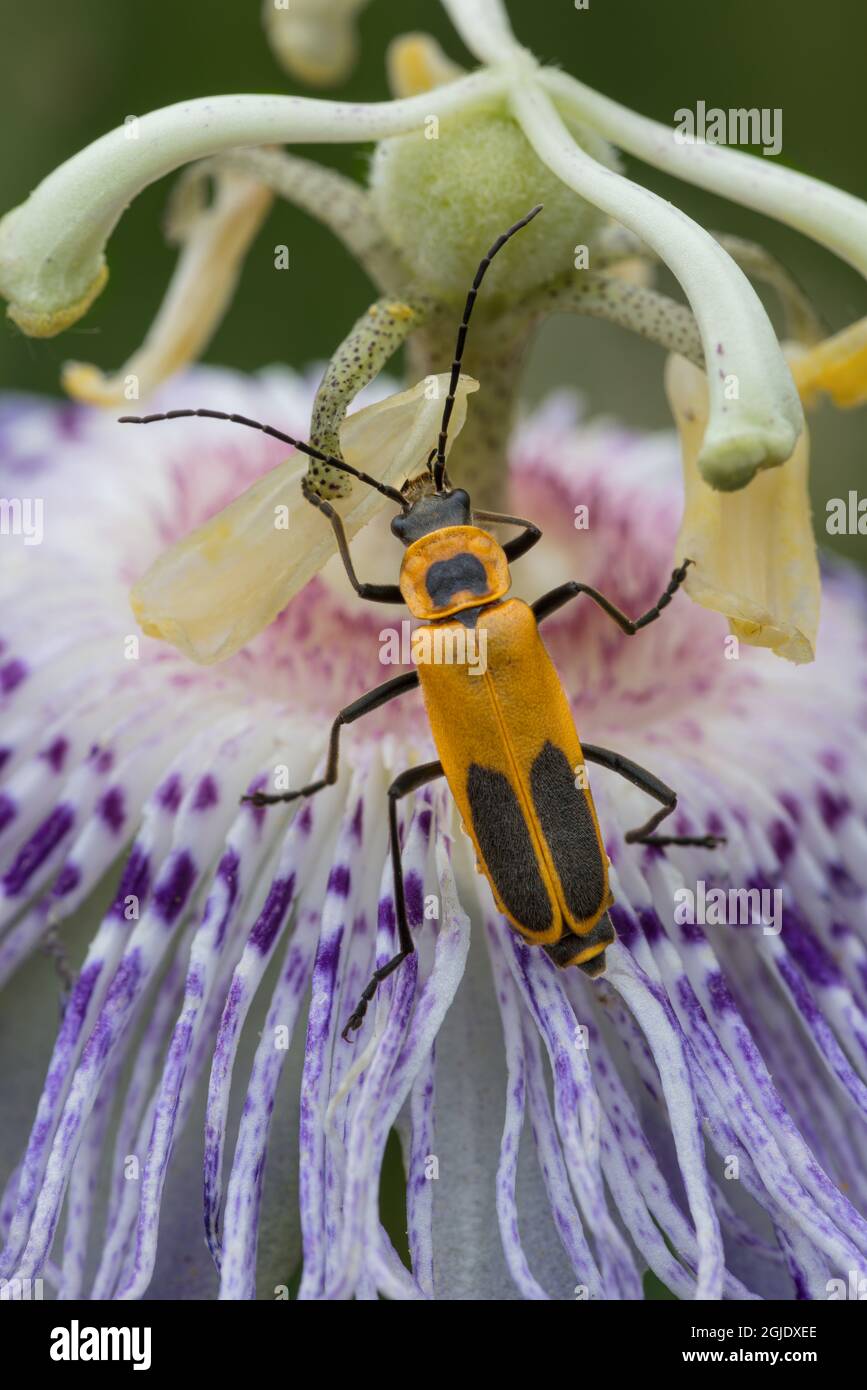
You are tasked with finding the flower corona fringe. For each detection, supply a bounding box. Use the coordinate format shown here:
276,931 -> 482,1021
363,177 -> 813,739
1,370 -> 866,1299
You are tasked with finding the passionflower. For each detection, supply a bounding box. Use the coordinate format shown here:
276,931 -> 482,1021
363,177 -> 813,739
1,366 -> 866,1301
3,0 -> 867,1308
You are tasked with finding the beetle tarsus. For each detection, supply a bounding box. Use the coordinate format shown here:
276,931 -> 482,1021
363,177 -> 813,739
341,983 -> 377,1041
341,949 -> 412,1041
241,779 -> 327,808
241,790 -> 300,807
628,831 -> 726,849
341,1009 -> 366,1042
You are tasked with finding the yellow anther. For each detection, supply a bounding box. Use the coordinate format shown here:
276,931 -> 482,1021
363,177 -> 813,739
386,34 -> 464,98
789,316 -> 867,409
61,176 -> 272,407
384,301 -> 415,321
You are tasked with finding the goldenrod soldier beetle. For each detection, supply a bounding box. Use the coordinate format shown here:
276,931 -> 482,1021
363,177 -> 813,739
122,205 -> 723,1040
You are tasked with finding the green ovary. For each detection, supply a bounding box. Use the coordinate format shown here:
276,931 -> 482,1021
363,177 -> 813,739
369,109 -> 618,303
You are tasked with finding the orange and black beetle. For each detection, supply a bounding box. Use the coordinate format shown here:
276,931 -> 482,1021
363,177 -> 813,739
123,207 -> 721,1038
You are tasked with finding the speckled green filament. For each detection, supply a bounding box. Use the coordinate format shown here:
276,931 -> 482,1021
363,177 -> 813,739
307,295 -> 432,497
526,272 -> 705,370
194,149 -> 408,297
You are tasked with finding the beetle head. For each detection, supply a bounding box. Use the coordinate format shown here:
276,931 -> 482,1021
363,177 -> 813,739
391,487 -> 472,545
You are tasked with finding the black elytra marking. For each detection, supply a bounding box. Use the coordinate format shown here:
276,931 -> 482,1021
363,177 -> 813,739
576,949 -> 608,979
544,911 -> 615,970
425,553 -> 489,607
530,742 -> 606,922
467,764 -> 552,934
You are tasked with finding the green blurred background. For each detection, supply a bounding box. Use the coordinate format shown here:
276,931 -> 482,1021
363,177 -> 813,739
1,0 -> 865,561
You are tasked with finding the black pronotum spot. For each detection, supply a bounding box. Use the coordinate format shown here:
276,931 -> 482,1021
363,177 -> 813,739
425,553 -> 489,607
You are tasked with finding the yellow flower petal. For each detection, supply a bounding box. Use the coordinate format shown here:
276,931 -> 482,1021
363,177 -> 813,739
62,172 -> 273,407
667,354 -> 819,664
130,372 -> 478,665
789,316 -> 867,409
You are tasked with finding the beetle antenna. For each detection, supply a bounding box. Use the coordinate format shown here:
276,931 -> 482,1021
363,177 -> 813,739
432,204 -> 543,493
118,408 -> 408,507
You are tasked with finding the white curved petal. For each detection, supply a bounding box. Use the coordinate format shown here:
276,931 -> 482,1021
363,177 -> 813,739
511,81 -> 803,490
0,73 -> 507,338
439,0 -> 527,67
541,67 -> 867,285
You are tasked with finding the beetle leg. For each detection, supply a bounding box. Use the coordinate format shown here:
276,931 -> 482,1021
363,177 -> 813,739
532,560 -> 692,632
472,509 -> 542,563
300,478 -> 406,602
342,759 -> 443,1041
243,671 -> 419,807
582,743 -> 725,849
